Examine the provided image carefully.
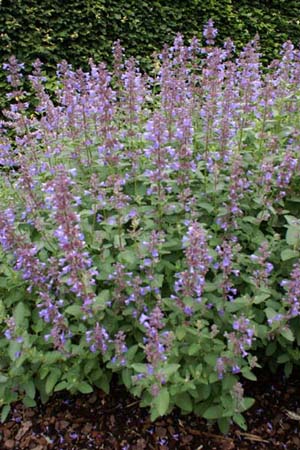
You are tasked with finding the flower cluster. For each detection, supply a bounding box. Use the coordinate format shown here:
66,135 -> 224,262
43,168 -> 98,315
250,241 -> 273,287
174,222 -> 212,311
214,239 -> 240,301
281,263 -> 300,319
140,306 -> 173,371
112,330 -> 127,366
86,323 -> 110,354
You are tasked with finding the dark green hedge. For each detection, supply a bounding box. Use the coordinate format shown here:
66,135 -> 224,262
0,0 -> 300,73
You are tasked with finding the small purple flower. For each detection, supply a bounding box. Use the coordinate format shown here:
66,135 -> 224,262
113,331 -> 127,366
203,19 -> 218,46
250,242 -> 273,287
86,323 -> 110,355
174,222 -> 212,305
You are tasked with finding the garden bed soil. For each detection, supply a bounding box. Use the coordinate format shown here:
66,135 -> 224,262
1,369 -> 300,450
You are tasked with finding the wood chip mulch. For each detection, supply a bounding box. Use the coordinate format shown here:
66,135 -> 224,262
1,369 -> 300,450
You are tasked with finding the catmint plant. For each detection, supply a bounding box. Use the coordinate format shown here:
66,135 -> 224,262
1,22 -> 300,430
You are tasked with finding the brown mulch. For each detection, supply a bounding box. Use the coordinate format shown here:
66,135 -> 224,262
1,369 -> 300,450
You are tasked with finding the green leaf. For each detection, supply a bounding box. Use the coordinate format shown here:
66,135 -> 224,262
280,328 -> 294,342
1,405 -> 10,423
65,304 -> 82,317
23,396 -> 36,408
277,353 -> 290,363
84,359 -> 96,376
125,344 -> 138,360
209,373 -> 219,383
131,363 -> 149,373
77,382 -> 93,394
121,369 -> 132,388
44,351 -> 65,364
8,341 -> 21,361
265,307 -> 277,321
222,375 -> 237,390
284,361 -> 293,378
241,368 -> 257,381
95,375 -> 110,394
0,375 -> 8,383
14,302 -> 28,326
160,364 -> 180,377
203,404 -> 223,419
197,384 -> 211,401
45,369 -> 61,395
233,413 -> 247,430
54,381 -> 68,392
175,326 -> 186,341
284,215 -> 298,225
113,234 -> 126,248
242,397 -> 255,411
198,202 -> 214,213
94,290 -> 110,309
188,343 -> 200,356
150,407 -> 160,422
217,417 -> 231,434
154,388 -> 170,416
23,380 -> 35,399
253,293 -> 270,304
175,392 -> 193,412
39,366 -> 50,380
118,249 -> 137,266
204,354 -> 217,366
226,298 -> 248,312
266,341 -> 277,356
286,226 -> 300,246
281,249 -> 299,261
89,368 -> 102,382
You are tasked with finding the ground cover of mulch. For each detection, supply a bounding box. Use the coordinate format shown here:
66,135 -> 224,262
1,369 -> 300,450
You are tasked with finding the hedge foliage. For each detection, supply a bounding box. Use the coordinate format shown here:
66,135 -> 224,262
0,0 -> 299,110
1,0 -> 300,72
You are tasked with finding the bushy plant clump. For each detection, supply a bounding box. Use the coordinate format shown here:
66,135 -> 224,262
1,21 -> 300,432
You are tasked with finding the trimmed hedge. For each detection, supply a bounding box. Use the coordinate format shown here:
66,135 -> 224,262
1,0 -> 300,72
0,0 -> 299,110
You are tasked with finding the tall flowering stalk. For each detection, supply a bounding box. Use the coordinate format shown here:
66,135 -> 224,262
216,57 -> 239,160
215,239 -> 240,302
275,144 -> 299,201
235,37 -> 262,152
173,108 -> 196,188
158,35 -> 191,141
43,168 -> 98,315
138,306 -> 173,395
281,263 -> 300,319
273,41 -> 297,113
200,46 -> 226,159
250,242 -> 273,288
86,322 -> 109,354
144,111 -> 174,212
174,222 -> 212,312
218,154 -> 250,230
121,57 -> 147,132
112,39 -> 124,92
